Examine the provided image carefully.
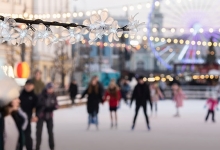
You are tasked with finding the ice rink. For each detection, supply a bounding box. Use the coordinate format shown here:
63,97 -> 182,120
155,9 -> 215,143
31,100 -> 220,150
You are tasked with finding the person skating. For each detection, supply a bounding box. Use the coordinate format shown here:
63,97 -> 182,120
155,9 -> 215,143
150,82 -> 164,116
205,92 -> 219,122
19,79 -> 38,150
104,80 -> 121,128
172,84 -> 185,117
0,75 -> 25,150
120,79 -> 130,105
68,79 -> 78,105
32,70 -> 45,96
36,83 -> 58,150
81,76 -> 103,130
130,76 -> 152,131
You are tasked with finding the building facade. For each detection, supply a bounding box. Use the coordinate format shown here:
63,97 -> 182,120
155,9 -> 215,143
0,0 -> 33,79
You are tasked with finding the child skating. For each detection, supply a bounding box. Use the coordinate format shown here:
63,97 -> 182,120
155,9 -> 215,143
104,80 -> 121,128
205,92 -> 219,123
172,84 -> 185,117
150,82 -> 164,116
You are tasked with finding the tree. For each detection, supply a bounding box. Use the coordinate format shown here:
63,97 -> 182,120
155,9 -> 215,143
206,37 -> 216,64
53,42 -> 71,88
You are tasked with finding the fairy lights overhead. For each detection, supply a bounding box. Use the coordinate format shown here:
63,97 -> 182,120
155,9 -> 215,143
0,11 -> 145,46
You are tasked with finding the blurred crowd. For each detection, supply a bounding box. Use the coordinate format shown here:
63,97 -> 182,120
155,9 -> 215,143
0,70 -> 219,150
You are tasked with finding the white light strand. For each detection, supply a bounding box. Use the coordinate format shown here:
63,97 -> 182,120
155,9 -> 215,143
0,11 -> 145,46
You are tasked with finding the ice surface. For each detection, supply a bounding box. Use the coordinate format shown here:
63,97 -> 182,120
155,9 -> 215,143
31,100 -> 220,150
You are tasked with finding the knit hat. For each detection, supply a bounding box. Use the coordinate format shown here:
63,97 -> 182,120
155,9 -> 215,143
46,82 -> 54,89
0,74 -> 20,108
138,76 -> 144,80
25,79 -> 34,85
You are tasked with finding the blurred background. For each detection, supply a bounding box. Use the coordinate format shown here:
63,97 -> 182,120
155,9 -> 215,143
1,0 -> 220,92
0,0 -> 220,150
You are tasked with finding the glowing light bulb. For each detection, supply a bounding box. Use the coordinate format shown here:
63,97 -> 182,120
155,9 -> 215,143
123,6 -> 128,11
66,13 -> 71,18
162,28 -> 166,32
129,6 -> 134,10
180,28 -> 184,33
86,11 -> 91,16
73,13 -> 77,17
171,28 -> 175,33
137,4 -> 142,9
180,39 -> 184,44
197,41 -> 201,45
57,14 -> 61,18
209,28 -> 214,33
152,28 -> 157,32
143,36 -> 147,40
174,39 -> 178,44
137,35 -> 141,40
78,12 -> 83,17
146,3 -> 151,8
167,38 -> 171,43
124,34 -> 129,38
155,1 -> 160,7
199,28 -> 203,33
143,28 -> 147,32
185,40 -> 190,44
190,28 -> 194,33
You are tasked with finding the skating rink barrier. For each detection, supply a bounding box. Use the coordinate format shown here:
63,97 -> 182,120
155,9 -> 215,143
163,86 -> 217,99
56,86 -> 216,106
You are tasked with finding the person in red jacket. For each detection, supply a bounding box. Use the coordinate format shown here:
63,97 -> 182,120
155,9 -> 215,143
104,80 -> 121,128
205,92 -> 219,123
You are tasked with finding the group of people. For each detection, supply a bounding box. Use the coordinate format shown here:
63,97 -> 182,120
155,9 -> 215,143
80,75 -> 182,131
0,70 -> 58,150
1,70 -> 219,150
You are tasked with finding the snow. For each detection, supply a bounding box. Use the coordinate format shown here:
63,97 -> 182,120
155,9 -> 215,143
31,100 -> 220,150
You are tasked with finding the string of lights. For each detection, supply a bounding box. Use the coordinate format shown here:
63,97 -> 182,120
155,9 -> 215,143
0,11 -> 145,46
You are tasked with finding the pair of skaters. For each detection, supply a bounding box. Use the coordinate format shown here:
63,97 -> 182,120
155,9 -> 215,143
81,76 -> 154,131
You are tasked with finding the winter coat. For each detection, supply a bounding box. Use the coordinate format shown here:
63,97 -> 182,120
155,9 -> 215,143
19,89 -> 38,119
98,81 -> 104,96
121,83 -> 130,96
81,85 -> 103,114
206,98 -> 218,111
0,113 -> 3,150
0,111 -> 25,150
104,89 -> 121,108
150,86 -> 164,102
173,89 -> 185,108
131,83 -> 152,108
36,90 -> 58,120
32,78 -> 45,95
68,83 -> 78,98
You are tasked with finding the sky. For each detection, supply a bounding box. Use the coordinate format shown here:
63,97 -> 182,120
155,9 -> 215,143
71,0 -> 220,31
72,0 -> 151,23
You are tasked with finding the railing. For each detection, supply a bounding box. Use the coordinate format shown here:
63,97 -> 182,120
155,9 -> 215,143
163,86 -> 217,99
54,87 -> 85,96
56,85 -> 217,107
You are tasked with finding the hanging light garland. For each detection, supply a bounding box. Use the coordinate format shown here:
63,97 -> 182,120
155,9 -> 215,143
0,11 -> 145,46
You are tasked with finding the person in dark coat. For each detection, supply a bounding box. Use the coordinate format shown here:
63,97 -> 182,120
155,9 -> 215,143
130,76 -> 152,131
36,83 -> 58,150
81,76 -> 103,130
19,79 -> 38,150
68,80 -> 78,105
